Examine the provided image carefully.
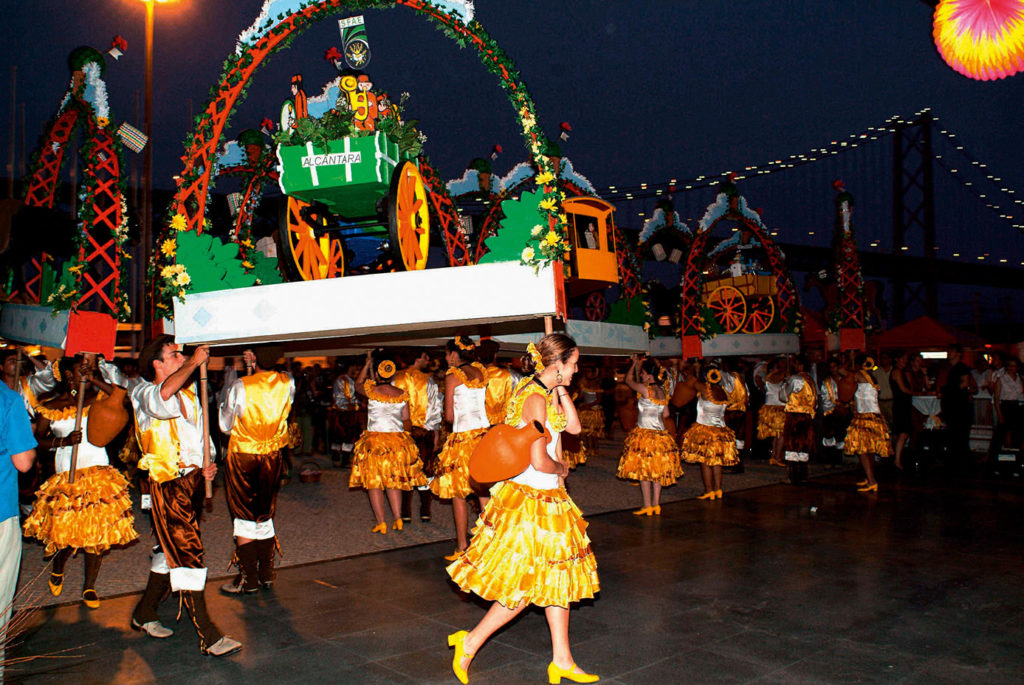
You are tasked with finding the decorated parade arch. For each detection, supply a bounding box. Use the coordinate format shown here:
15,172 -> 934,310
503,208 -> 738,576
679,180 -> 801,359
155,0 -> 576,321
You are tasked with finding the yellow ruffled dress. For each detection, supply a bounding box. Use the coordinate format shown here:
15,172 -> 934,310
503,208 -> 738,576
617,387 -> 681,485
756,379 -> 787,439
447,377 -> 599,609
844,374 -> 893,457
431,365 -> 489,500
23,409 -> 137,556
349,382 -> 428,491
681,392 -> 739,467
578,382 -> 606,439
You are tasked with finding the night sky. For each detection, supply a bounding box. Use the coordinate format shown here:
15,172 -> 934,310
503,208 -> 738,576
2,1 -> 1023,321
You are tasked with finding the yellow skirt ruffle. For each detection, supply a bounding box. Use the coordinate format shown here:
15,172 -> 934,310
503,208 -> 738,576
431,427 -> 488,499
616,427 -> 682,485
579,406 -> 606,439
23,465 -> 138,556
563,444 -> 587,469
349,431 -> 428,490
757,405 -> 785,439
447,481 -> 599,609
680,423 -> 739,466
844,413 -> 893,457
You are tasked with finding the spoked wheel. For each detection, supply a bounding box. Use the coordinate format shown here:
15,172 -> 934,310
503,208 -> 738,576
707,285 -> 747,334
387,161 -> 430,271
743,295 -> 775,334
584,291 -> 608,321
279,196 -> 345,281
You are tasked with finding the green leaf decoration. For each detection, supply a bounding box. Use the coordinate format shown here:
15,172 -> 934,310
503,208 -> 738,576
177,230 -> 259,294
606,295 -> 646,327
477,189 -> 545,264
251,249 -> 284,285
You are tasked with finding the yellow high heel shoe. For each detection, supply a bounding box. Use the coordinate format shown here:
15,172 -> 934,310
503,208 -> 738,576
856,479 -> 869,487
547,661 -> 600,684
48,572 -> 64,597
82,589 -> 100,609
697,491 -> 716,500
714,489 -> 723,499
631,506 -> 651,516
447,630 -> 473,684
371,522 -> 387,534
650,505 -> 661,516
857,482 -> 878,493
444,549 -> 466,562
392,519 -> 404,531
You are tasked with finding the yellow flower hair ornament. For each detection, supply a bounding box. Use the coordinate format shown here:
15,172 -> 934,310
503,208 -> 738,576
454,336 -> 476,352
863,357 -> 876,371
377,360 -> 396,379
527,341 -> 545,374
707,368 -> 722,384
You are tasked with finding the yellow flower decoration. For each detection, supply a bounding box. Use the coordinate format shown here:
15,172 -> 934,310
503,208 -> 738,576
539,197 -> 557,212
160,239 -> 176,257
521,246 -> 535,262
95,116 -> 110,128
242,261 -> 255,269
377,360 -> 396,379
531,224 -> 544,237
170,214 -> 187,232
544,231 -> 560,246
175,272 -> 191,286
527,342 -> 545,374
454,336 -> 475,351
160,265 -> 175,279
67,263 -> 85,274
177,289 -> 186,299
535,171 -> 555,185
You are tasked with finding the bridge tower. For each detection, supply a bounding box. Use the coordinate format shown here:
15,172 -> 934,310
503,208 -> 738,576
891,110 -> 937,323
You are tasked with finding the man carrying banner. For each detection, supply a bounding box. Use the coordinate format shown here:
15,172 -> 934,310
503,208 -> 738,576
130,335 -> 241,657
218,346 -> 294,595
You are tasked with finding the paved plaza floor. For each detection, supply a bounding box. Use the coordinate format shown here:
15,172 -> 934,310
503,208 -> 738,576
6,453 -> 1023,683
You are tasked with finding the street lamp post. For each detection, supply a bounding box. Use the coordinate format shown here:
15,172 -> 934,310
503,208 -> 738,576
138,0 -> 173,343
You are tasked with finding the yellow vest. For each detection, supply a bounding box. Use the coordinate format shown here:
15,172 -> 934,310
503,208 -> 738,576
726,373 -> 748,412
136,388 -> 196,484
785,374 -> 817,416
229,371 -> 293,454
484,365 -> 515,426
393,367 -> 430,428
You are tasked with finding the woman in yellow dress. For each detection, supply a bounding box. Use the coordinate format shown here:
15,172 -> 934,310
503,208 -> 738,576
23,355 -> 137,608
680,366 -> 738,500
446,333 -> 600,685
576,365 -> 605,452
350,350 -> 427,533
431,336 -> 489,559
757,358 -> 788,465
845,355 -> 892,493
616,356 -> 681,516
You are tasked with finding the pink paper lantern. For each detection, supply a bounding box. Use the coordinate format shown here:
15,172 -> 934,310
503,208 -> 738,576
934,0 -> 1024,80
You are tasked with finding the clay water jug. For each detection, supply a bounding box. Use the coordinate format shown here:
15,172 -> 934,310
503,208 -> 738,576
87,386 -> 130,447
470,419 -> 550,485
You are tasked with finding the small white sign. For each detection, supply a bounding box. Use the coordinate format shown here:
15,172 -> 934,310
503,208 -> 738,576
301,151 -> 362,168
338,15 -> 365,29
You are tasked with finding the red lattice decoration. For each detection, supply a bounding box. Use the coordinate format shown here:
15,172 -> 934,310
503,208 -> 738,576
217,159 -> 279,242
75,122 -> 123,315
418,158 -> 469,266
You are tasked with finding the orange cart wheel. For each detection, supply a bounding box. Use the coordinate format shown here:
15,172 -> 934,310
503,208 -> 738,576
279,196 -> 345,281
707,285 -> 747,334
387,161 -> 430,271
743,295 -> 775,334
